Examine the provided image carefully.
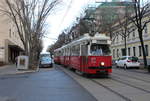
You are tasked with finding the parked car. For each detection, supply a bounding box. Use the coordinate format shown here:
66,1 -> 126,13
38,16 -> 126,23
116,56 -> 140,69
39,57 -> 53,68
115,59 -> 119,65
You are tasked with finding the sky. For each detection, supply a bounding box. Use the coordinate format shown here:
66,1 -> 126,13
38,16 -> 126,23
42,0 -> 128,52
42,0 -> 93,52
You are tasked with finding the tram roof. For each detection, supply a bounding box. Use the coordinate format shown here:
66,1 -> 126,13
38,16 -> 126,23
55,33 -> 110,51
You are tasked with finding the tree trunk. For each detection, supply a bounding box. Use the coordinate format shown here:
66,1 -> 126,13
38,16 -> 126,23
138,29 -> 147,68
124,36 -> 127,56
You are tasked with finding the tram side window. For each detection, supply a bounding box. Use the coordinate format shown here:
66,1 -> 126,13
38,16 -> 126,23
55,52 -> 57,56
54,52 -> 57,57
66,48 -> 68,56
65,48 -> 67,56
67,48 -> 70,56
63,49 -> 65,56
76,45 -> 80,56
64,49 -> 65,56
61,50 -> 64,56
68,48 -> 71,56
71,46 -> 75,56
60,50 -> 62,56
81,45 -> 88,56
58,51 -> 61,56
71,45 -> 80,56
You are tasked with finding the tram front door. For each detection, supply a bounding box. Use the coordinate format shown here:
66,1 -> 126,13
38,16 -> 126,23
81,45 -> 88,72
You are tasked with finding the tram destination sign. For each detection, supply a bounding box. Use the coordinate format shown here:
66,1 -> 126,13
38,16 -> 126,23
97,40 -> 107,44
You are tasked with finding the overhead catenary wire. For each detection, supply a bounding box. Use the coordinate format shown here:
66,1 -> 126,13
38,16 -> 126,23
58,0 -> 73,30
58,0 -> 95,34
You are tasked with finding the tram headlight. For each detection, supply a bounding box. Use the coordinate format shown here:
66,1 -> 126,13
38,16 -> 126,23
101,62 -> 105,66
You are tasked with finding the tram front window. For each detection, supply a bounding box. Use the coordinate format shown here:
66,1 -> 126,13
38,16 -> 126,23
90,44 -> 110,56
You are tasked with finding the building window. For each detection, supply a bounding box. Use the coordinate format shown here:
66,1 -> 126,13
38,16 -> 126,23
9,29 -> 11,38
116,35 -> 118,42
144,25 -> 148,34
133,47 -> 136,56
115,34 -> 119,43
121,48 -> 126,56
122,36 -> 124,40
117,49 -> 119,57
139,46 -> 142,56
128,47 -> 130,56
145,45 -> 149,56
128,33 -> 130,39
113,49 -> 115,58
133,31 -> 135,37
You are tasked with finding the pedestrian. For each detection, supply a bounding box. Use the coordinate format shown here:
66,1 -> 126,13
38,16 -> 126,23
15,56 -> 18,67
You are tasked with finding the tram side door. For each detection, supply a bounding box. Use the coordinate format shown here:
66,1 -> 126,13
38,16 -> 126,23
81,45 -> 88,72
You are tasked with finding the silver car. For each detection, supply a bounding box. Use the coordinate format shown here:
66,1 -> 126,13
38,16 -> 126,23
116,56 -> 140,69
39,57 -> 53,68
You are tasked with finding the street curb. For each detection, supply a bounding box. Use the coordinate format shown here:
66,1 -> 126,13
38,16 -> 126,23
15,68 -> 39,74
0,69 -> 39,76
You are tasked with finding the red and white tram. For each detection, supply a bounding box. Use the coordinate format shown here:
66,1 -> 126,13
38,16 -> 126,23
54,33 -> 112,75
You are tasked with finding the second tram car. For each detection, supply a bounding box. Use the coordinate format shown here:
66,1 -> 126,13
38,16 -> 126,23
54,33 -> 112,75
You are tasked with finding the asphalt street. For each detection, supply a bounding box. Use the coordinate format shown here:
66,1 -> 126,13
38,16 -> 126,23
0,67 -> 97,101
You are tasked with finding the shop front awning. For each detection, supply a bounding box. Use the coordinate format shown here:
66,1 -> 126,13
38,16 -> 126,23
8,45 -> 24,52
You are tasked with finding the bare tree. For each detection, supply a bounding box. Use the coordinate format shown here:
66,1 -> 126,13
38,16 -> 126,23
130,0 -> 150,68
115,3 -> 134,56
0,0 -> 60,68
78,19 -> 90,35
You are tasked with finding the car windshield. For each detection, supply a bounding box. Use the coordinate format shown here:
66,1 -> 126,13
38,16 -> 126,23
41,57 -> 51,62
90,44 -> 110,56
128,56 -> 138,62
40,53 -> 50,58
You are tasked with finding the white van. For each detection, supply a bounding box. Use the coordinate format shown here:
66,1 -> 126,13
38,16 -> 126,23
39,52 -> 53,68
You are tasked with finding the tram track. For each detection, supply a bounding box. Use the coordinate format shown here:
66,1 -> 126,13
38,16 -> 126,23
113,68 -> 149,75
113,68 -> 150,82
112,69 -> 150,94
58,66 -> 133,101
127,69 -> 150,74
90,75 -> 150,101
110,75 -> 150,93
90,79 -> 132,101
56,65 -> 131,101
88,73 -> 150,101
56,64 -> 150,101
112,72 -> 150,84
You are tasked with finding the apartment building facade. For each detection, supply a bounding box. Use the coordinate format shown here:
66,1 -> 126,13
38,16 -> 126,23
111,17 -> 150,65
0,1 -> 24,64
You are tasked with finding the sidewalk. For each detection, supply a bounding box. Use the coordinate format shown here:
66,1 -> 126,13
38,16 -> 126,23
0,64 -> 38,75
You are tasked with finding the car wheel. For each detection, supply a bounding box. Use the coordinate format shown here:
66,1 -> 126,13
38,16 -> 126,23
49,64 -> 53,68
116,65 -> 119,68
124,64 -> 127,69
39,65 -> 41,68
